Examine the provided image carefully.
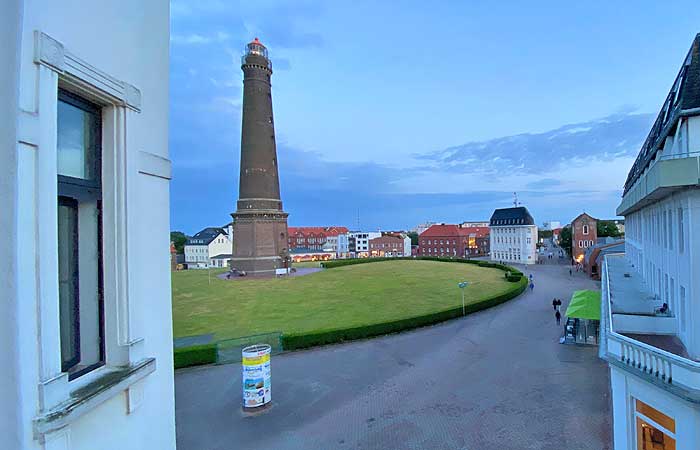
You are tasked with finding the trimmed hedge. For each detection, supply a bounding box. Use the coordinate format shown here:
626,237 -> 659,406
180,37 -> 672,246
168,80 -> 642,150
280,275 -> 527,351
174,343 -> 217,369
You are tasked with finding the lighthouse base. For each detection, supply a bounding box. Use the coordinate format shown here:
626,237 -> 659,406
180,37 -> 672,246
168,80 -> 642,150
230,210 -> 289,276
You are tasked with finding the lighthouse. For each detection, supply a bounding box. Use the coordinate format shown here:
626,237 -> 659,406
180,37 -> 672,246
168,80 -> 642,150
230,38 -> 289,275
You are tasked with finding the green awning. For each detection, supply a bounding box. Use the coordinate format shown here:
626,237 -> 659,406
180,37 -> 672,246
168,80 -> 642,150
565,290 -> 601,321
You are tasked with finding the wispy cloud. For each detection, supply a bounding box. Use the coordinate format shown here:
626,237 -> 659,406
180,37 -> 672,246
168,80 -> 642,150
417,113 -> 654,177
171,31 -> 231,45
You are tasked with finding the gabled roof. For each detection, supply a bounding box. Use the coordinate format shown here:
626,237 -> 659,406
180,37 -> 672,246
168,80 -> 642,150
572,212 -> 597,224
186,227 -> 227,246
420,224 -> 466,237
624,33 -> 700,194
489,207 -> 535,226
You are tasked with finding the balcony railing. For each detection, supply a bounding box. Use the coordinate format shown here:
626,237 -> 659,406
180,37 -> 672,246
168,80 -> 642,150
601,254 -> 700,398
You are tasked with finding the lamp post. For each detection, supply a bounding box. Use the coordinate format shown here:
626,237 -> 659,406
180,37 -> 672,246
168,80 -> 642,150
458,281 -> 469,316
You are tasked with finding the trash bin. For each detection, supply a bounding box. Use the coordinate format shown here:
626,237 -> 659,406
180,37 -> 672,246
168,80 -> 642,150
242,344 -> 271,409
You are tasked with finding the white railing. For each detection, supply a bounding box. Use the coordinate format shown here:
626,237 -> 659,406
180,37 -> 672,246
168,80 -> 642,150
602,254 -> 700,391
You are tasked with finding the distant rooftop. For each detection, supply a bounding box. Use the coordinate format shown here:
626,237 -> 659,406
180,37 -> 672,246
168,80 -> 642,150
489,206 -> 535,226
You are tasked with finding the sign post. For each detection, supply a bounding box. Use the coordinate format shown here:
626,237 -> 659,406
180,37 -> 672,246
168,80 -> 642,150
458,281 -> 469,316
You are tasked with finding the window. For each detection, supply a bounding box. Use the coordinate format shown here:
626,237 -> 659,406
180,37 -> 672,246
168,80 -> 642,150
634,400 -> 676,450
579,240 -> 583,248
667,210 -> 673,250
57,90 -> 105,379
583,224 -> 588,235
662,210 -> 667,249
678,208 -> 684,253
680,286 -> 686,333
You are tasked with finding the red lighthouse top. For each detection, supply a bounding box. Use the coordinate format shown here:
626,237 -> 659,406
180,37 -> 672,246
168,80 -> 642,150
249,37 -> 265,47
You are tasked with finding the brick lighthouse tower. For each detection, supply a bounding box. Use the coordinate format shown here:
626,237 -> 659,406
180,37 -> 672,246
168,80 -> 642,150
231,38 -> 289,275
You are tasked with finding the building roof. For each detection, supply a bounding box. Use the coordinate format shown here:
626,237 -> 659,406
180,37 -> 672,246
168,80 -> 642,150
370,235 -> 404,243
186,227 -> 227,246
584,239 -> 625,265
623,33 -> 700,194
489,207 -> 535,226
420,224 -> 466,237
288,226 -> 349,237
419,224 -> 489,238
572,212 -> 597,224
210,253 -> 232,260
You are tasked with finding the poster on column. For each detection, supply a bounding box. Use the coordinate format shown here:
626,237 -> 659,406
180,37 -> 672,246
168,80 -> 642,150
242,345 -> 271,408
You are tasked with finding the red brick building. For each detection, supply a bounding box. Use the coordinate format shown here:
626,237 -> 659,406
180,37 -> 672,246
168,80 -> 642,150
369,235 -> 406,257
571,213 -> 597,265
287,226 -> 349,251
418,224 -> 490,257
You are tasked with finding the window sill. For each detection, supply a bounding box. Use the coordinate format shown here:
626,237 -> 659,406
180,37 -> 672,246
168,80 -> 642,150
33,357 -> 155,437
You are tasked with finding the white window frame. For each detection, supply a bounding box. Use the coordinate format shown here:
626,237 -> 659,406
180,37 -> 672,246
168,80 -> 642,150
31,31 -> 157,434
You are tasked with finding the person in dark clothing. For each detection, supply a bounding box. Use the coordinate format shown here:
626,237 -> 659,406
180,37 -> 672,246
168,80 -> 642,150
555,299 -> 562,311
555,310 -> 561,325
569,268 -> 572,276
552,298 -> 557,310
529,282 -> 534,291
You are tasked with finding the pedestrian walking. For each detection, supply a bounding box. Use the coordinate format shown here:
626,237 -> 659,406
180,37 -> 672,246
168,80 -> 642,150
555,310 -> 561,325
569,268 -> 572,276
529,281 -> 534,292
552,298 -> 557,310
556,298 -> 562,311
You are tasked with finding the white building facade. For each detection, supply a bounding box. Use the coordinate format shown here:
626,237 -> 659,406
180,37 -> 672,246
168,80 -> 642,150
350,231 -> 381,256
489,207 -> 538,265
184,227 -> 231,269
601,34 -> 700,450
1,2 -> 175,450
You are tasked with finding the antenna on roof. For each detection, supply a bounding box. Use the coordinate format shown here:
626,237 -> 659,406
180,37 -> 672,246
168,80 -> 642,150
513,192 -> 520,207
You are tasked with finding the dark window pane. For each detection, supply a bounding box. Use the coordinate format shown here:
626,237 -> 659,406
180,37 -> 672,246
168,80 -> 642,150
58,198 -> 80,371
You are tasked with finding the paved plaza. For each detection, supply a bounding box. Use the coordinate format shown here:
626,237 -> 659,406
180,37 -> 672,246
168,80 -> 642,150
175,262 -> 611,450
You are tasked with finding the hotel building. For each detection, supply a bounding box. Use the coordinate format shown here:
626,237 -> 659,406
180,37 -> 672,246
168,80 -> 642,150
489,207 -> 538,265
600,33 -> 700,450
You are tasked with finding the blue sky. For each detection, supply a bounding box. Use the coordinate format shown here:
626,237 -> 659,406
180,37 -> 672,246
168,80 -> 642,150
169,0 -> 700,234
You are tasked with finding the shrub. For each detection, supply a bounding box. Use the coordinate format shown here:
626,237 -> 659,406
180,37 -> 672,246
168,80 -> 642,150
281,276 -> 527,351
174,343 -> 217,369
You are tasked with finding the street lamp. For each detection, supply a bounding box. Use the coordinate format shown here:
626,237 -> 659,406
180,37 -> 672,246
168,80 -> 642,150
458,281 -> 469,316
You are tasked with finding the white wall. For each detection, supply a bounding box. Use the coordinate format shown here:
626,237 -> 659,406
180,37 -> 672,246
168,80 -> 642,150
624,187 -> 700,358
208,233 -> 231,258
8,1 -> 175,449
489,225 -> 537,264
610,365 -> 700,450
1,1 -> 23,448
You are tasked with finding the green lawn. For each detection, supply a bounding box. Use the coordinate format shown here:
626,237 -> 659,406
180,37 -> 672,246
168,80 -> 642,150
172,260 -> 513,340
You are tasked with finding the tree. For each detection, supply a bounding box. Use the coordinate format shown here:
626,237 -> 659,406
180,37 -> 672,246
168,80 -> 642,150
597,221 -> 622,238
407,231 -> 419,246
170,231 -> 188,254
538,229 -> 553,240
559,226 -> 572,257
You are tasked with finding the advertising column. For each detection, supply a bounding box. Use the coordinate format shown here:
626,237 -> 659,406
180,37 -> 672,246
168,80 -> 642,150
242,344 -> 272,409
